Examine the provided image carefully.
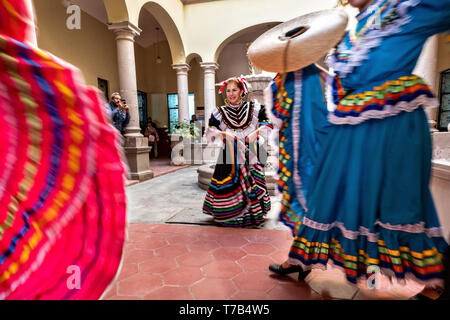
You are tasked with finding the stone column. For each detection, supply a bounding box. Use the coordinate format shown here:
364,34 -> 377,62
109,21 -> 152,181
414,35 -> 439,131
245,74 -> 273,105
109,21 -> 142,136
200,62 -> 219,125
172,64 -> 191,123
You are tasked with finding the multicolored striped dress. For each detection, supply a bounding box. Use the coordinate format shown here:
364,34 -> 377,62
273,0 -> 450,286
203,101 -> 273,227
0,0 -> 127,299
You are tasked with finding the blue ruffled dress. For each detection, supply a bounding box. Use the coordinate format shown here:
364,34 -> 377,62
273,0 -> 450,286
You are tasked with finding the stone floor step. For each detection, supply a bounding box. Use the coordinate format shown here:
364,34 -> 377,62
125,180 -> 140,187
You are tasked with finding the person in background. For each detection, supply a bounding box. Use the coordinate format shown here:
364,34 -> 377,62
108,92 -> 130,135
144,118 -> 159,158
203,76 -> 273,228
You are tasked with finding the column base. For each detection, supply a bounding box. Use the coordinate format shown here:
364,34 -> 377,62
128,170 -> 154,181
123,136 -> 153,182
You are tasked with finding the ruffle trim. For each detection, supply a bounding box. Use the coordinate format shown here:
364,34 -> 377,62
328,94 -> 438,125
287,256 -> 444,289
291,70 -> 307,211
326,0 -> 420,78
303,216 -> 444,242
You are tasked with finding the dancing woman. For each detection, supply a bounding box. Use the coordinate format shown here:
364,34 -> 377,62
203,76 -> 273,227
268,0 -> 450,298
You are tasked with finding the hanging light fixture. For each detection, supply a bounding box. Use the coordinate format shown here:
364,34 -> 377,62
155,27 -> 162,64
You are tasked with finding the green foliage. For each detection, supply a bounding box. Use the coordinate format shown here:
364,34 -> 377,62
173,121 -> 201,138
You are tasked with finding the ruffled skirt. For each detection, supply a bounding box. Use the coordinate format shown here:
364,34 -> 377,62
203,139 -> 271,227
288,108 -> 447,286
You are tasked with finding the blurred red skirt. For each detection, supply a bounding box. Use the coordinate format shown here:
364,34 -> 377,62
0,23 -> 128,299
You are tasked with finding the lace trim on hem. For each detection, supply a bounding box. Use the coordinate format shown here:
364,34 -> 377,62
327,95 -> 438,125
303,216 -> 444,242
287,257 -> 444,289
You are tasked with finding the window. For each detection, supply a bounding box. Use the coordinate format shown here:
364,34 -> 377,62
97,78 -> 109,102
438,69 -> 450,131
167,93 -> 195,133
137,91 -> 148,134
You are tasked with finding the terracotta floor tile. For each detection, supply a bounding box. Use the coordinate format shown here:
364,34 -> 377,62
191,278 -> 237,300
216,236 -> 249,248
128,223 -> 157,234
167,234 -> 199,245
196,231 -> 227,241
143,286 -> 194,300
197,226 -> 236,237
212,247 -> 247,261
269,249 -> 290,263
106,295 -> 142,300
242,243 -> 276,255
139,256 -> 178,274
145,232 -> 172,240
134,237 -> 168,250
176,252 -> 214,268
155,244 -> 188,258
232,271 -> 278,292
117,263 -> 139,281
202,260 -> 243,279
188,240 -> 221,252
101,284 -> 117,300
117,273 -> 163,297
267,282 -> 322,300
126,231 -> 146,243
230,290 -> 271,300
163,266 -> 204,286
123,243 -> 136,251
237,255 -> 274,272
123,249 -> 155,264
152,224 -> 195,234
244,232 -> 278,243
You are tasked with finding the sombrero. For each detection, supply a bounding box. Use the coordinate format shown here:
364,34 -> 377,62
0,0 -> 127,299
247,9 -> 348,73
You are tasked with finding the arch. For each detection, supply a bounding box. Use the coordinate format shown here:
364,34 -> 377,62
103,0 -> 130,23
139,2 -> 186,65
213,22 -> 281,62
104,0 -> 186,64
186,53 -> 203,65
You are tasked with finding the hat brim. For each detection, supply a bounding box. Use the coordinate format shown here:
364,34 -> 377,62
248,9 -> 348,73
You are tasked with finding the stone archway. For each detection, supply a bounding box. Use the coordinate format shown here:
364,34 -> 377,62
214,22 -> 281,78
104,0 -> 186,64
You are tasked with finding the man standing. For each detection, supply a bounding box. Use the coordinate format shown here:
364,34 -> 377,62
108,92 -> 130,135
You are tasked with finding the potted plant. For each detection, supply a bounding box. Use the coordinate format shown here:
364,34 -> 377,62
170,120 -> 202,165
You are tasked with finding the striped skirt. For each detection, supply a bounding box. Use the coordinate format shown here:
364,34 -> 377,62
203,139 -> 271,227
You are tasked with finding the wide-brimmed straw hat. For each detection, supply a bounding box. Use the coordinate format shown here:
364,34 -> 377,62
247,9 -> 348,73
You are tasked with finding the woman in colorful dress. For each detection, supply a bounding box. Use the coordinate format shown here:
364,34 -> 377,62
268,0 -> 450,298
0,0 -> 127,299
203,76 -> 273,227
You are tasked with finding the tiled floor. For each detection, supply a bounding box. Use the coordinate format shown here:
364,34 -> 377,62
101,223 -> 322,300
101,223 -> 424,300
150,157 -> 190,178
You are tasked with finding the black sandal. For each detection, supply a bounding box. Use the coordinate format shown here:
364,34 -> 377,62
269,264 -> 311,280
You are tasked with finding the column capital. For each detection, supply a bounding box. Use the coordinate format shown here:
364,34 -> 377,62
172,63 -> 191,75
108,21 -> 142,41
200,62 -> 219,72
